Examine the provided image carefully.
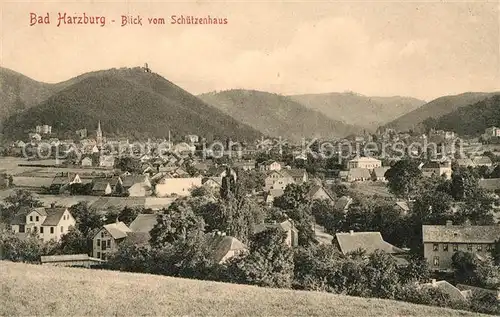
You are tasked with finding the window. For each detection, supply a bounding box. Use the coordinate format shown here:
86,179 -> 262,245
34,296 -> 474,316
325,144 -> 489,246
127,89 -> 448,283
35,216 -> 39,222
433,256 -> 440,267
433,244 -> 439,251
101,232 -> 105,238
29,216 -> 33,221
477,245 -> 483,252
19,225 -> 25,233
453,244 -> 458,251
40,227 -> 44,234
443,244 -> 448,252
97,252 -> 101,259
487,244 -> 493,252
50,227 -> 54,234
97,239 -> 101,247
33,227 -> 38,233
467,244 -> 473,251
107,240 -> 111,248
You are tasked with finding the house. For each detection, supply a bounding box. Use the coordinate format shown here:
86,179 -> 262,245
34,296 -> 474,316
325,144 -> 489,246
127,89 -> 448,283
233,160 -> 256,171
372,167 -> 390,182
92,222 -> 132,260
91,178 -> 114,196
419,280 -> 469,302
49,173 -> 82,193
422,221 -> 500,272
479,178 -> 500,192
334,231 -> 406,256
482,126 -> 500,140
394,201 -> 411,215
121,175 -> 152,197
155,176 -> 202,197
421,160 -> 452,180
205,232 -> 247,264
334,196 -> 353,212
81,156 -> 93,167
347,168 -> 372,182
308,185 -> 335,204
264,170 -> 294,191
202,177 -> 222,190
473,156 -> 493,167
99,155 -> 115,168
347,157 -> 382,170
283,168 -> 308,184
455,158 -> 475,168
41,254 -> 105,268
10,206 -> 76,243
456,284 -> 500,301
259,160 -> 282,171
129,213 -> 158,233
254,219 -> 299,247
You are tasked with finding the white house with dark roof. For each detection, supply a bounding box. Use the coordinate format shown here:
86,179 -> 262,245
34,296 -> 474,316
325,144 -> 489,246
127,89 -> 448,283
422,221 -> 500,272
92,222 -> 132,260
421,160 -> 452,179
10,206 -> 76,242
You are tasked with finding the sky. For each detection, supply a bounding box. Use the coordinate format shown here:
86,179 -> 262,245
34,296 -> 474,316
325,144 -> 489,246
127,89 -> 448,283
1,0 -> 499,101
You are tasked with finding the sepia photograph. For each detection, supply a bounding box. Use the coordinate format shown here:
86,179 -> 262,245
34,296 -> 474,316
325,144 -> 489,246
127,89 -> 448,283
0,0 -> 499,316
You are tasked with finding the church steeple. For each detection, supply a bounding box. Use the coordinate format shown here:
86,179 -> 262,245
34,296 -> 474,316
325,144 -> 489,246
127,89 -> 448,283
96,121 -> 103,147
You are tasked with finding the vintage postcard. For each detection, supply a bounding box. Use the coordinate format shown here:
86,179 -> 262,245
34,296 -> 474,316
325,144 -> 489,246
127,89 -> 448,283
0,0 -> 499,316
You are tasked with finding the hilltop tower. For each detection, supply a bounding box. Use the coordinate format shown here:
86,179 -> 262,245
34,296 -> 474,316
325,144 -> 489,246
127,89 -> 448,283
96,120 -> 103,148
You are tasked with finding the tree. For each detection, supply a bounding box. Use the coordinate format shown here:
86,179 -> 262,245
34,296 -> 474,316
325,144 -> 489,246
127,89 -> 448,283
0,229 -> 46,263
273,183 -> 311,210
399,254 -> 431,284
364,251 -> 400,299
312,199 -> 344,234
225,227 -> 294,288
118,207 -> 140,225
69,202 -> 103,237
115,157 -> 142,173
384,159 -> 422,200
452,251 -> 480,285
293,244 -> 342,291
451,168 -> 479,201
149,200 -> 205,248
54,226 -> 89,255
455,188 -> 495,225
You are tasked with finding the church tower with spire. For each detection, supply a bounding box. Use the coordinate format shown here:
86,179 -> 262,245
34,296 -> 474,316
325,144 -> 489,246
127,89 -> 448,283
96,121 -> 103,148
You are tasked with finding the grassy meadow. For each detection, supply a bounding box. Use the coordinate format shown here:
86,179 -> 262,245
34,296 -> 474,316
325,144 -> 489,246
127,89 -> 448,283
0,261 -> 484,316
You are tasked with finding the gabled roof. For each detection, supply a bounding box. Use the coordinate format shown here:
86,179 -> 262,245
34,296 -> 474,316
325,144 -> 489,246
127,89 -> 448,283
129,214 -> 158,233
254,219 -> 297,234
422,224 -> 500,243
102,222 -> 132,240
308,185 -> 335,201
121,175 -> 149,188
348,168 -> 372,179
92,179 -> 112,191
478,178 -> 500,191
41,207 -> 69,226
285,168 -> 307,178
334,196 -> 352,211
205,234 -> 247,263
473,156 -> 493,165
335,231 -> 405,255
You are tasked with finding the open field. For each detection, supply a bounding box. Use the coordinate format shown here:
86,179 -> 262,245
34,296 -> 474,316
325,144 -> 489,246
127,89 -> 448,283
348,181 -> 394,198
0,261 -> 484,316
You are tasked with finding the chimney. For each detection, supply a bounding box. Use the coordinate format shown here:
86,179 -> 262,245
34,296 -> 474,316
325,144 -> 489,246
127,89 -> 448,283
50,202 -> 55,209
349,230 -> 354,235
446,220 -> 453,227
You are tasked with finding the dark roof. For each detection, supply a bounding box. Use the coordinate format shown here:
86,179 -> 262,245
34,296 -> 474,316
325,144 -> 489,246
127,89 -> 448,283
121,175 -> 149,188
335,231 -> 405,255
92,179 -> 112,191
285,168 -> 307,178
129,214 -> 158,233
308,185 -> 335,201
422,224 -> 500,243
41,208 -> 68,226
334,196 -> 352,211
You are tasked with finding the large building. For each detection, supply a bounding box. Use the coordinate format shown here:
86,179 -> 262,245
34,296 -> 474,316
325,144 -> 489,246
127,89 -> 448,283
347,157 -> 382,170
483,126 -> 500,140
421,160 -> 453,180
422,221 -> 500,272
10,206 -> 76,242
